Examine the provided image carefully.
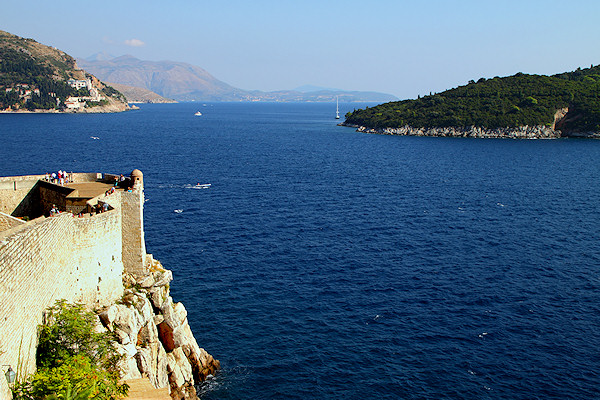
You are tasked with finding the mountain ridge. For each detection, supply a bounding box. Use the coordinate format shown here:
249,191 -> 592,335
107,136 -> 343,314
77,55 -> 398,102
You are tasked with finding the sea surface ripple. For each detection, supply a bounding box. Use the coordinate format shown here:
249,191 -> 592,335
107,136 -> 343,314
1,103 -> 599,399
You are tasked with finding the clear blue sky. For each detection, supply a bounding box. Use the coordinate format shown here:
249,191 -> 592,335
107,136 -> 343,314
2,0 -> 600,99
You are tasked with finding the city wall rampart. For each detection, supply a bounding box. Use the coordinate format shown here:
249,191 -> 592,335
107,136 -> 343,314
0,210 -> 124,376
0,171 -> 146,399
0,170 -> 215,400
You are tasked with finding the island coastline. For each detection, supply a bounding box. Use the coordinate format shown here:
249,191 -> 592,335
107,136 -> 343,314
340,122 -> 600,139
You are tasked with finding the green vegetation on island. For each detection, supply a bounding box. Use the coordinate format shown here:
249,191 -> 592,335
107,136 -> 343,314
0,30 -> 127,112
344,65 -> 600,134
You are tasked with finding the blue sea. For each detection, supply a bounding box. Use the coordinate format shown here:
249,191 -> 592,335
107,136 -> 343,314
1,103 -> 600,399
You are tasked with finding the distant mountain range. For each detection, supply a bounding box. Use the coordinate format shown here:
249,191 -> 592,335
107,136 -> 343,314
77,55 -> 398,103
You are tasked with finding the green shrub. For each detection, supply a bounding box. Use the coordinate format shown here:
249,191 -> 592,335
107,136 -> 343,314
12,300 -> 128,400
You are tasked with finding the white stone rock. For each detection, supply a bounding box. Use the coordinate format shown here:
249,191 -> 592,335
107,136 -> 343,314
97,304 -> 118,330
155,343 -> 169,388
139,274 -> 156,288
150,286 -> 168,309
136,347 -> 153,379
117,342 -> 137,359
113,304 -> 141,345
138,320 -> 159,345
114,328 -> 131,345
119,355 -> 142,380
134,294 -> 154,326
166,352 -> 186,388
161,297 -> 181,330
173,302 -> 187,326
172,347 -> 193,384
153,269 -> 173,287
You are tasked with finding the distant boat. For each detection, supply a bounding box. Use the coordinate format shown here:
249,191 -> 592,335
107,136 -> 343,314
194,111 -> 202,116
335,96 -> 340,119
195,183 -> 211,189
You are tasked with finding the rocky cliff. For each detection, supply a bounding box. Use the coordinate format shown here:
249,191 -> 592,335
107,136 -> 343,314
97,256 -> 219,399
342,123 -> 600,139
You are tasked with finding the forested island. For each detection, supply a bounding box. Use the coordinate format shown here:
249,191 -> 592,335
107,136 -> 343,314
0,30 -> 128,113
343,65 -> 600,138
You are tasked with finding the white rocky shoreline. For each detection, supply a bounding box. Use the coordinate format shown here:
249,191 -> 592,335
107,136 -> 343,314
341,123 -> 600,139
96,255 -> 220,399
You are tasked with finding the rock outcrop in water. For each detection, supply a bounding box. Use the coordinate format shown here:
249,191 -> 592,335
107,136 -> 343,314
97,256 -> 220,399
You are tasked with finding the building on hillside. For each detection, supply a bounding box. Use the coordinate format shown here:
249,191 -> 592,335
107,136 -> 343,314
65,96 -> 85,109
67,78 -> 92,91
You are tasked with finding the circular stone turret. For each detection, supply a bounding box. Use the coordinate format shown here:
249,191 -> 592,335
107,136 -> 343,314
130,169 -> 143,187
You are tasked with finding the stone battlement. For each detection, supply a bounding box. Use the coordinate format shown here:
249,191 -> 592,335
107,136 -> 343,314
0,170 -> 148,398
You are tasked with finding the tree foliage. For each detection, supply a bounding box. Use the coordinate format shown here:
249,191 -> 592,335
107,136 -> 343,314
12,300 -> 128,400
345,65 -> 600,133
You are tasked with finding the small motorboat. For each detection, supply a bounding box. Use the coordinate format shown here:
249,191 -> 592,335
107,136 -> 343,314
195,183 -> 211,189
194,111 -> 202,116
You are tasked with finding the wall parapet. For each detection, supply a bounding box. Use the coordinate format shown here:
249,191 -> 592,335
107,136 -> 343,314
0,170 -> 147,399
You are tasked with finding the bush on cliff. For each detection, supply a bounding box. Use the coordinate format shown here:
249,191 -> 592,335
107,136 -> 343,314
11,300 -> 128,400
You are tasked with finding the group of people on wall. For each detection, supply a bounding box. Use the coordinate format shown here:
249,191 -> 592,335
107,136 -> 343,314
44,170 -> 71,186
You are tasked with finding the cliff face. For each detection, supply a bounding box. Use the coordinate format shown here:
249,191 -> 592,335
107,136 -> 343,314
343,123 -> 600,139
97,256 -> 220,399
0,171 -> 219,399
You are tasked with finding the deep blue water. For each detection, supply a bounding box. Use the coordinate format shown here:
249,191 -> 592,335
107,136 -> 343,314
2,103 -> 600,399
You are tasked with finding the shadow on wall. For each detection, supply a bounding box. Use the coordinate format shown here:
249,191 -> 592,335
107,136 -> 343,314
10,181 -> 42,219
10,181 -> 73,220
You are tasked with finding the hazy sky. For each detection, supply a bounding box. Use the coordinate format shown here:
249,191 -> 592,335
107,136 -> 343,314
2,0 -> 600,99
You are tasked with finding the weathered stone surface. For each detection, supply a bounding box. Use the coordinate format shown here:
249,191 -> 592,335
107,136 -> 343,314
93,316 -> 109,334
173,302 -> 187,326
137,320 -> 159,346
156,343 -> 169,388
150,286 -> 168,309
97,304 -> 118,330
166,352 -> 186,388
157,320 -> 175,352
160,297 -> 177,329
134,293 -> 154,326
169,382 -> 197,400
95,267 -> 219,398
122,342 -> 138,358
136,347 -> 153,379
172,347 -> 193,384
113,304 -> 142,345
122,272 -> 137,289
115,328 -> 131,345
349,124 -> 564,139
172,325 -> 189,349
139,274 -> 156,288
119,355 -> 143,380
115,341 -> 142,380
153,269 -> 173,287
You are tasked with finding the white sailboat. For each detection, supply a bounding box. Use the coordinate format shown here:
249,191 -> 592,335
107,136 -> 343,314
335,96 -> 340,119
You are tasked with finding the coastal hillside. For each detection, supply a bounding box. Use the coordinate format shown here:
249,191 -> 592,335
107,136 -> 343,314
77,55 -> 252,102
344,65 -> 600,137
78,55 -> 398,102
107,82 -> 177,103
0,30 -> 129,112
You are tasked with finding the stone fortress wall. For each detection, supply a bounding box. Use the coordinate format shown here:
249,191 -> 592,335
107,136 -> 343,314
0,171 -> 143,399
0,170 -> 219,400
